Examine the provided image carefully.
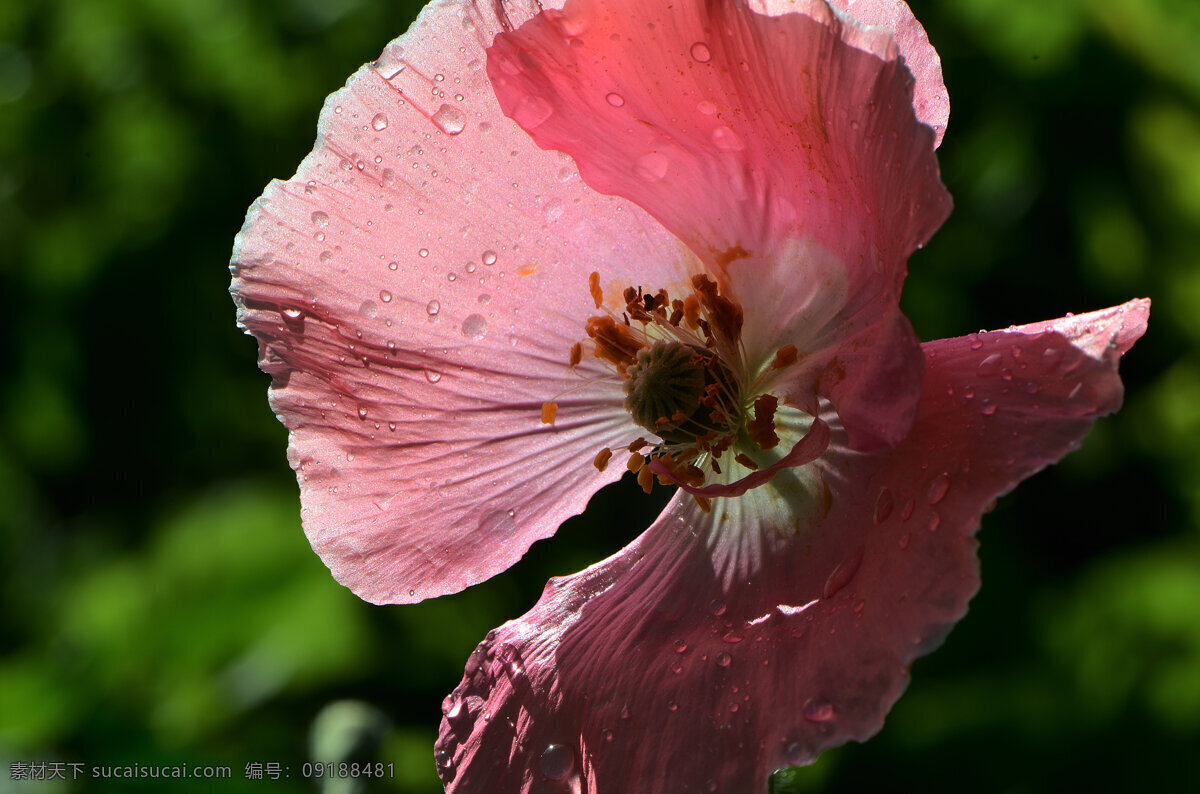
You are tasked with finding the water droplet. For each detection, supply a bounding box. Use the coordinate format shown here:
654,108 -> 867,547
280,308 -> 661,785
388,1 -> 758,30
431,104 -> 466,135
706,780 -> 718,792
667,701 -> 678,712
388,261 -> 399,271
481,250 -> 497,266
980,399 -> 997,416
282,307 -> 303,320
311,210 -> 330,227
461,313 -> 488,340
823,546 -> 864,599
697,100 -> 718,115
605,91 -> 625,107
977,352 -> 1004,377
543,200 -> 564,221
898,532 -> 911,549
802,699 -> 834,723
371,113 -> 388,131
379,290 -> 393,303
479,509 -> 515,535
873,487 -> 894,523
962,385 -> 976,400
901,497 -> 915,521
635,152 -> 669,181
435,749 -> 452,769
722,631 -> 743,644
708,599 -> 727,616
447,272 -> 457,282
425,369 -> 442,384
514,95 -> 553,128
690,41 -> 712,63
711,126 -> 744,152
927,512 -> 941,532
418,248 -> 429,258
426,300 -> 441,316
674,640 -> 688,653
716,651 -> 732,668
359,300 -> 378,319
357,405 -> 368,420
928,473 -> 950,505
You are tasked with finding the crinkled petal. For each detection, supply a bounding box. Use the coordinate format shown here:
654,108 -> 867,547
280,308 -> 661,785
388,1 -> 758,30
825,0 -> 949,145
435,301 -> 1147,792
488,0 -> 950,446
231,0 -> 703,604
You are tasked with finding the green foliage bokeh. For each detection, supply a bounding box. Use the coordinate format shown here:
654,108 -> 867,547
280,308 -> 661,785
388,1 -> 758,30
1,0 -> 1197,791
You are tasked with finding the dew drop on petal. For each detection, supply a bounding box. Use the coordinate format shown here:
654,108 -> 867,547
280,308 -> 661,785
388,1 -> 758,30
514,95 -> 553,128
435,749 -> 453,770
785,742 -> 807,765
873,487 -> 894,523
379,290 -> 392,303
690,41 -> 712,63
431,104 -> 466,135
708,599 -> 726,616
425,370 -> 442,384
898,532 -> 911,550
802,699 -> 835,723
282,307 -> 303,320
980,399 -> 998,416
426,300 -> 440,316
310,210 -> 329,227
977,352 -> 1004,377
697,100 -> 718,116
711,126 -> 744,152
605,91 -> 625,107
388,261 -> 399,271
927,512 -> 941,532
481,250 -> 497,266
715,651 -> 732,668
635,152 -> 669,181
968,333 -> 983,350
674,639 -> 688,653
822,546 -> 864,599
359,300 -> 378,319
928,473 -> 950,505
371,113 -> 388,131
461,313 -> 488,340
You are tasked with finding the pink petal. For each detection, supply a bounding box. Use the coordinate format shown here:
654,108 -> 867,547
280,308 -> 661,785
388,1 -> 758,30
436,301 -> 1147,791
231,0 -> 699,604
825,0 -> 950,145
488,0 -> 950,446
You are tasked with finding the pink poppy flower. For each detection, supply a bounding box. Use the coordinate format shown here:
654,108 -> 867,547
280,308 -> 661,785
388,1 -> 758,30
231,0 -> 1148,790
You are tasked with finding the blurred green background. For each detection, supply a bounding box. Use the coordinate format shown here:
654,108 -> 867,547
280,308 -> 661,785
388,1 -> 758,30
0,0 -> 1196,791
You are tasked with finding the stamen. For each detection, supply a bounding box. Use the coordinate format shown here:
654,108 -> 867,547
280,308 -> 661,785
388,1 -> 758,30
541,402 -> 558,425
748,394 -> 780,450
593,447 -> 613,471
771,345 -> 798,369
636,465 -> 654,494
569,342 -> 583,368
734,453 -> 760,471
586,315 -> 644,371
627,452 -> 645,473
589,271 -> 604,309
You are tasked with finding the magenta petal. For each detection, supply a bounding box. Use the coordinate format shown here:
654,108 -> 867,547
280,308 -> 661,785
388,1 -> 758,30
230,0 -> 703,604
436,301 -> 1147,791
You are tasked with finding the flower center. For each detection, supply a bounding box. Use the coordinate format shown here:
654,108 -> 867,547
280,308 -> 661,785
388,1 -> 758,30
541,271 -> 814,510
